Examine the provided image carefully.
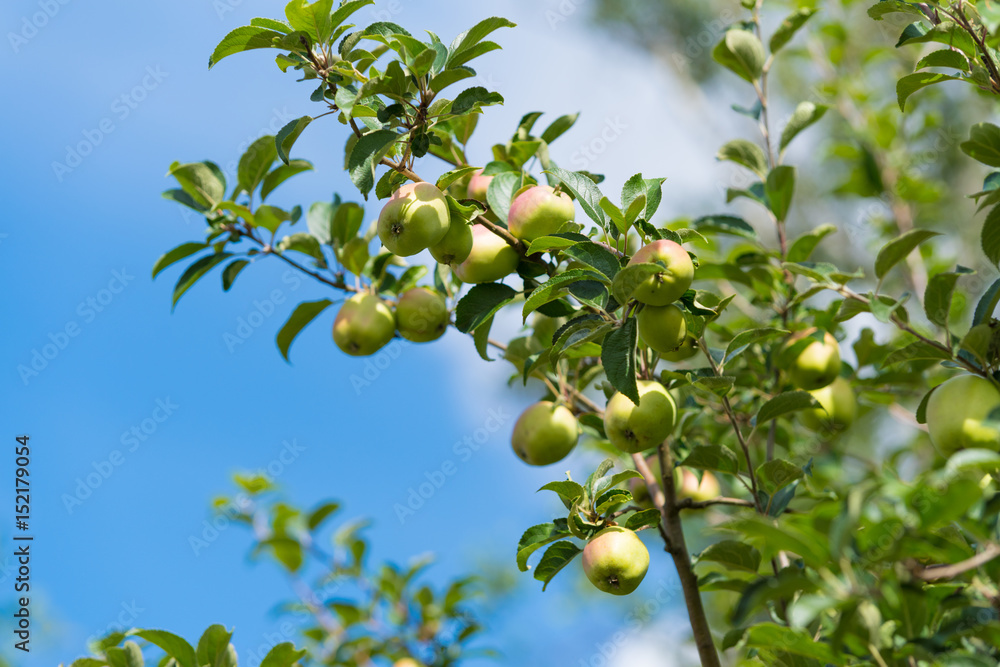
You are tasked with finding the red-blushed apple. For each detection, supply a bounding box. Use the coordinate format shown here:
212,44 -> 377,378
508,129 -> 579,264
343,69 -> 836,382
395,287 -> 449,343
626,240 -> 695,306
429,216 -> 473,265
661,335 -> 700,362
675,469 -> 720,503
637,304 -> 687,355
779,328 -> 840,390
377,182 -> 450,257
466,168 -> 493,202
926,374 -> 1000,454
801,376 -> 857,433
511,401 -> 579,465
603,381 -> 677,453
333,293 -> 395,356
452,224 -> 520,284
582,526 -> 649,595
507,185 -> 576,241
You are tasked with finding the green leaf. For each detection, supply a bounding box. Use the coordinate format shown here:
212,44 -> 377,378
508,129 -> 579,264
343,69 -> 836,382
896,21 -> 977,57
875,228 -> 940,280
754,391 -> 819,428
306,501 -> 340,531
485,171 -> 521,222
881,340 -> 953,367
278,233 -> 325,263
545,166 -> 608,230
533,541 -> 582,591
742,624 -> 836,662
595,488 -> 632,514
254,205 -> 295,233
625,508 -> 661,531
238,136 -> 278,196
698,540 -> 762,572
284,0 -> 335,42
925,267 -> 974,327
347,129 -> 398,197
779,102 -> 828,153
945,449 -> 1000,475
962,123 -> 1000,168
523,269 -> 606,320
168,162 -> 226,208
172,253 -> 232,309
208,26 -> 284,69
276,299 -> 333,361
562,242 -> 621,281
306,201 -> 336,245
897,71 -> 960,111
713,29 -> 766,82
868,1 -> 927,21
975,277 -> 1000,325
611,262 -> 664,305
765,165 -> 795,221
723,328 -> 787,365
540,113 -> 579,144
436,166 -> 479,191
196,625 -> 233,667
786,224 -> 836,263
756,460 -> 804,495
131,630 -> 196,667
916,48 -> 970,72
275,116 -> 313,165
769,8 -> 818,53
261,159 -> 312,200
259,642 -> 307,667
680,444 -> 740,475
455,283 -> 517,333
538,480 -> 585,502
447,16 -> 517,68
333,202 -> 364,246
602,318 -> 638,404
717,139 -> 767,177
692,214 -> 757,239
516,521 -> 571,572
451,86 -> 504,115
222,260 -> 250,291
984,204 -> 1000,268
153,243 -> 209,279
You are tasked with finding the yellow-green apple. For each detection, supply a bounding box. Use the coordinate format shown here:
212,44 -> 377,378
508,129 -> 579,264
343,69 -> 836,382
582,526 -> 649,595
507,185 -> 575,241
626,240 -> 695,306
926,374 -> 1000,453
511,401 -> 579,466
333,293 -> 395,356
466,169 -> 493,202
377,182 -> 451,257
604,381 -> 678,453
675,469 -> 720,503
393,660 -> 422,667
779,328 -> 841,390
452,224 -> 520,284
395,287 -> 449,343
637,304 -> 687,355
429,216 -> 473,265
661,335 -> 700,362
801,376 -> 857,432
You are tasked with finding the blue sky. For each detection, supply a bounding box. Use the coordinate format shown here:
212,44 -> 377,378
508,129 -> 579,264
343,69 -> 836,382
0,1 -> 732,665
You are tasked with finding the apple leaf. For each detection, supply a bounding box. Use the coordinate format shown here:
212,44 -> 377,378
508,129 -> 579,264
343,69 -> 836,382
436,166 -> 479,191
601,318 -> 639,404
625,508 -> 661,531
538,480 -> 585,503
610,262 -> 663,305
168,161 -> 227,209
516,520 -> 571,572
347,129 -> 399,198
305,501 -> 341,532
533,540 -> 582,590
697,540 -> 763,573
755,460 -> 804,496
924,266 -> 974,327
455,283 -> 517,333
779,101 -> 828,154
562,242 -> 621,281
974,277 -> 1000,325
195,625 -> 233,667
221,260 -> 250,292
741,624 -> 837,663
261,159 -> 313,200
275,116 -> 313,165
713,29 -> 766,82
723,328 -> 788,366
172,253 -> 233,310
131,630 -> 197,667
896,72 -> 960,112
679,444 -> 741,476
208,26 -> 286,69
259,642 -> 308,667
770,8 -> 818,53
691,214 -> 757,239
545,166 -> 608,231
753,391 -> 819,428
875,228 -> 940,281
595,488 -> 632,514
765,165 -> 796,221
540,113 -> 579,144
152,243 -> 210,279
786,223 -> 836,263
276,299 -> 334,361
522,268 -> 607,321
450,87 -> 504,115
717,139 -> 768,178
962,123 -> 1000,168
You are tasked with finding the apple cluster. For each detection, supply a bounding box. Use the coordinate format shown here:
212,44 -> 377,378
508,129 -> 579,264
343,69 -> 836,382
777,327 -> 858,434
333,287 -> 450,356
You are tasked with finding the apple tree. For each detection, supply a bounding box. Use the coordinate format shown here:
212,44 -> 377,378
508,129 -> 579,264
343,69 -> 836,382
69,0 -> 1000,664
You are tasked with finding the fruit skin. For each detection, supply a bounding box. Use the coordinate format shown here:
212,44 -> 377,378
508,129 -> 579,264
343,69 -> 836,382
429,216 -> 473,265
779,328 -> 841,390
333,293 -> 396,356
377,182 -> 451,257
466,169 -> 493,202
661,335 -> 700,363
511,401 -> 579,466
637,304 -> 687,355
582,526 -> 650,596
926,374 -> 1000,454
507,185 -> 576,241
801,376 -> 857,432
393,660 -> 422,667
675,469 -> 720,503
395,288 -> 449,343
453,225 -> 520,284
627,240 -> 695,306
604,381 -> 678,454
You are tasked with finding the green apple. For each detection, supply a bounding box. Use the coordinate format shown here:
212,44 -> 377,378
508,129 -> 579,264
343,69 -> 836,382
429,216 -> 473,265
675,469 -> 719,503
395,287 -> 449,343
333,293 -> 395,356
582,526 -> 649,596
393,660 -> 422,667
637,304 -> 687,355
453,224 -> 520,284
507,185 -> 576,241
926,374 -> 1000,454
801,376 -> 857,433
661,335 -> 700,363
466,168 -> 493,202
779,328 -> 841,390
511,401 -> 579,466
377,182 -> 451,257
626,240 -> 695,306
604,381 -> 678,453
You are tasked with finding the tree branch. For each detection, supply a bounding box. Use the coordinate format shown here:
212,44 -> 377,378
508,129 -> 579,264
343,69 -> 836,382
910,543 -> 1000,581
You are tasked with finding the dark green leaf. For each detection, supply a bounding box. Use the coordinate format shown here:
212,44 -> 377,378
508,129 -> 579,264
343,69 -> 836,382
238,135 -> 278,196
222,260 -> 250,291
306,501 -> 340,531
770,8 -> 818,53
172,253 -> 232,309
713,29 -> 766,82
131,630 -> 196,667
698,540 -> 762,572
546,166 -> 608,230
276,116 -> 313,165
754,391 -> 819,428
455,283 -> 517,333
692,214 -> 757,239
602,318 -> 638,404
897,71 -> 960,111
717,139 -> 767,177
755,460 -> 804,495
925,267 -> 975,327
765,165 -> 795,221
516,521 -> 571,572
208,26 -> 284,69
680,444 -> 740,475
875,228 -> 940,280
261,159 -> 312,200
625,508 -> 661,531
276,299 -> 333,361
196,625 -> 233,667
779,102 -> 828,153
347,130 -> 398,197
962,123 -> 1000,168
153,243 -> 209,279
533,541 -> 582,590
259,642 -> 307,667
723,328 -> 787,365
